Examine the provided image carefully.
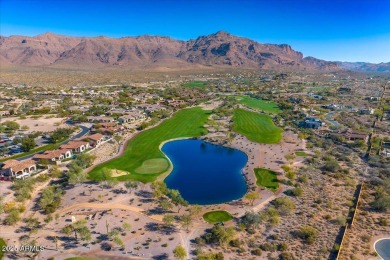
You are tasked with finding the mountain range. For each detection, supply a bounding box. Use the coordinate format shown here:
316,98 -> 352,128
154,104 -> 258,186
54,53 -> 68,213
336,61 -> 390,72
0,31 -> 387,72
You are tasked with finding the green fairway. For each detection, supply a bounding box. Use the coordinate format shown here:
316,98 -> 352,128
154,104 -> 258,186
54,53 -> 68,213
254,168 -> 279,192
295,151 -> 308,157
89,107 -> 210,182
203,210 -> 233,223
236,96 -> 281,114
183,80 -> 207,89
233,108 -> 283,144
0,238 -> 5,260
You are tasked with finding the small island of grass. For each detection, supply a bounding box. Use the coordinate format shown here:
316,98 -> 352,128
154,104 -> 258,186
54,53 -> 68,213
203,210 -> 233,224
295,151 -> 308,157
254,168 -> 279,192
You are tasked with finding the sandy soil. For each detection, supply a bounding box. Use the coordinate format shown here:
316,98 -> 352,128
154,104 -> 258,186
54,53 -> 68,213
0,116 -> 68,133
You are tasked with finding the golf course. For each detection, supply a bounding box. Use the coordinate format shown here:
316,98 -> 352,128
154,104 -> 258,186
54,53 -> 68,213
89,107 -> 211,182
233,108 -> 283,144
203,210 -> 233,223
254,168 -> 279,192
236,96 -> 281,114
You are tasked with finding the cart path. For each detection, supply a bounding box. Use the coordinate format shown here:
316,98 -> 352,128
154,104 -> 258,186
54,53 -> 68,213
57,202 -> 163,222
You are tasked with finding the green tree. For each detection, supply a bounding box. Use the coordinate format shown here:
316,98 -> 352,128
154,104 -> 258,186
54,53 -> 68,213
162,214 -> 175,226
20,137 -> 35,152
296,225 -> 318,244
124,181 -> 138,193
173,245 -> 187,260
4,209 -> 21,225
189,205 -> 202,216
245,191 -> 260,206
168,189 -> 188,213
180,214 -> 193,232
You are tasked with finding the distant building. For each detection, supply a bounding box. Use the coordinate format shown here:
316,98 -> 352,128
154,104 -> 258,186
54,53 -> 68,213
358,108 -> 375,115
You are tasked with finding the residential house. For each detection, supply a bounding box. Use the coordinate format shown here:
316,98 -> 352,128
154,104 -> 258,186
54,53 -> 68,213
0,159 -> 37,179
33,149 -> 73,164
358,108 -> 375,115
329,129 -> 369,143
300,117 -> 326,129
91,122 -> 123,135
118,112 -> 146,124
60,141 -> 90,153
86,116 -> 115,123
75,133 -> 105,147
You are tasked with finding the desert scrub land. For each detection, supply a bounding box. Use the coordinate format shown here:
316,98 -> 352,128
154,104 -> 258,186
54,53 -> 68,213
233,108 -> 283,144
254,168 -> 280,192
89,107 -> 211,182
235,96 -> 281,114
338,181 -> 390,260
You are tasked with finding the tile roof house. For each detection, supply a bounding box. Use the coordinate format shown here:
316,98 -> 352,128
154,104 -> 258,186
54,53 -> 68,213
75,133 -> 105,147
33,149 -> 73,163
118,112 -> 147,124
1,159 -> 37,179
60,141 -> 90,153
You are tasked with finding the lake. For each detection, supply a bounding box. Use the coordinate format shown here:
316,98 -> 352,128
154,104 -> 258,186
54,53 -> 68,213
162,139 -> 248,205
375,238 -> 390,260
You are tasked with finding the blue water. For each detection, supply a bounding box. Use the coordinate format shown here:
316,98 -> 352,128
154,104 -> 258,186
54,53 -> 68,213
162,139 -> 248,205
375,239 -> 390,260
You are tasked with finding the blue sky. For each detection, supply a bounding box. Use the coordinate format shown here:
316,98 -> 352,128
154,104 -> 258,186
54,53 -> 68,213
1,0 -> 389,62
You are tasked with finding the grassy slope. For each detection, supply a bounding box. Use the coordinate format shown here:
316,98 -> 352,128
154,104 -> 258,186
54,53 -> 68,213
233,108 -> 283,144
236,96 -> 281,114
254,168 -> 279,192
89,107 -> 211,182
203,210 -> 233,223
183,81 -> 207,89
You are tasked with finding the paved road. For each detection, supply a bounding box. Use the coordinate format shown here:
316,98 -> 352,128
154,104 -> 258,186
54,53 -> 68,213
325,111 -> 342,128
16,124 -> 90,161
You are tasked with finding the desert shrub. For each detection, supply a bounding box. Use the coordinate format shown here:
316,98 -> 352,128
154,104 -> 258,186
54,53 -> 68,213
295,225 -> 318,244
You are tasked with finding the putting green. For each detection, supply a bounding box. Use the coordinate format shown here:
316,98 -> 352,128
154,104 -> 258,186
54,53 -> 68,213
135,158 -> 169,174
203,210 -> 233,223
254,168 -> 279,192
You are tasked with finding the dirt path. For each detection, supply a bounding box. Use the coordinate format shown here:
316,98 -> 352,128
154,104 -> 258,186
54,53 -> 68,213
57,202 -> 163,222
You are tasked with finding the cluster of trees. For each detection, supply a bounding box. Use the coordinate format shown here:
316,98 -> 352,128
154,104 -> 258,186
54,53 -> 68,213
67,153 -> 96,185
151,181 -> 189,213
49,127 -> 74,143
61,219 -> 92,243
371,180 -> 390,212
196,224 -> 237,249
12,174 -> 50,202
39,186 -> 63,214
240,197 -> 296,232
0,121 -> 20,133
